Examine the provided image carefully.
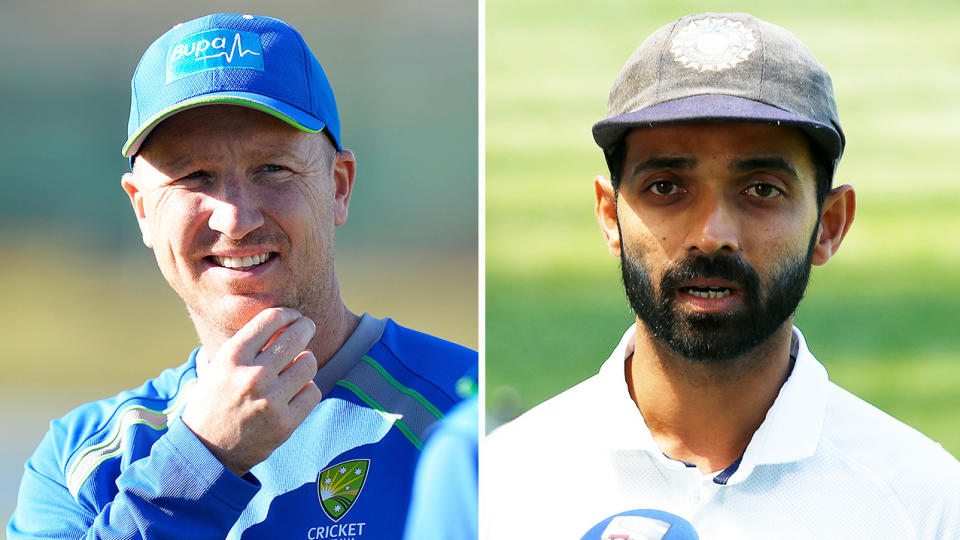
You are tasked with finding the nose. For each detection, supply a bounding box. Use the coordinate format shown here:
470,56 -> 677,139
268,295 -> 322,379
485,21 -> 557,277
207,180 -> 264,240
685,193 -> 740,256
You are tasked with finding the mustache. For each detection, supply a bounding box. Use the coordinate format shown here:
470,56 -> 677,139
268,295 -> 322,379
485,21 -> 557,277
659,254 -> 761,298
192,230 -> 289,255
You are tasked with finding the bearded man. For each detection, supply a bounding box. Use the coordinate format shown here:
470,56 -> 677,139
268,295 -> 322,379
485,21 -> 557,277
485,12 -> 959,540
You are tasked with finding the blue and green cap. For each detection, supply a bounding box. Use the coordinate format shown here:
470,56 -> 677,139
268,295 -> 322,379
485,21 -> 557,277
123,13 -> 341,158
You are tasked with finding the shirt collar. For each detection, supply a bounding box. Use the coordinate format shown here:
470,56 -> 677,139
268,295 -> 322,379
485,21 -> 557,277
596,324 -> 829,484
728,326 -> 828,484
593,324 -> 662,452
196,312 -> 387,396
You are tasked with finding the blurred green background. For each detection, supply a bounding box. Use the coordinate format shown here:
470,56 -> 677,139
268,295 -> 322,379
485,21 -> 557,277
0,0 -> 477,530
486,0 -> 960,462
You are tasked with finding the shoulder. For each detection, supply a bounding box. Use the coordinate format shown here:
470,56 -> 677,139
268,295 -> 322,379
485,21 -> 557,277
377,319 -> 476,370
487,375 -> 600,450
52,357 -> 198,450
820,382 -> 960,532
490,326 -> 637,450
364,319 -> 477,406
821,382 -> 960,475
40,356 -> 199,495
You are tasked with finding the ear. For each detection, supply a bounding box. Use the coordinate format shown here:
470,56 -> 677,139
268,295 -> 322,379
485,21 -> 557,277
332,149 -> 356,226
812,184 -> 855,266
594,175 -> 621,258
121,172 -> 153,248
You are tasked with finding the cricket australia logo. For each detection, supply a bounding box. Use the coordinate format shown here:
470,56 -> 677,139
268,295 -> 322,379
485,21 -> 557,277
670,17 -> 756,72
165,28 -> 264,83
317,459 -> 370,522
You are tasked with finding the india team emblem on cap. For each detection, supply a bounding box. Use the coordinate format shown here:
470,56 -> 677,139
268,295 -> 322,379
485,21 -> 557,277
670,17 -> 756,72
317,459 -> 370,522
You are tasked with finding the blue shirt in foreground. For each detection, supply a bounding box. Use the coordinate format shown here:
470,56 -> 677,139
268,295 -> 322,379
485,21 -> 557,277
403,395 -> 478,540
8,314 -> 477,540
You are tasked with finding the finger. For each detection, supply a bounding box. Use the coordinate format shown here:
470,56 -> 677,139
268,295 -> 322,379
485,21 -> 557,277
261,325 -> 291,353
288,380 -> 323,421
259,317 -> 316,372
276,350 -> 318,401
223,307 -> 303,362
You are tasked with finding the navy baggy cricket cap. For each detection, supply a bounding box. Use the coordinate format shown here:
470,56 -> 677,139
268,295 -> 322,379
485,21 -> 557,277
592,13 -> 844,175
123,13 -> 341,158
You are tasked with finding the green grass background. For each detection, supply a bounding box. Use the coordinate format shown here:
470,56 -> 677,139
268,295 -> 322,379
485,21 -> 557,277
486,0 -> 960,458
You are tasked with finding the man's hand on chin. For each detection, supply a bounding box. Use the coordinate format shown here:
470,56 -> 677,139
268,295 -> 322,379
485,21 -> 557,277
182,306 -> 322,477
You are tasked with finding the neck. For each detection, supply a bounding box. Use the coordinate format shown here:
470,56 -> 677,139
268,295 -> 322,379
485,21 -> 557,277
301,300 -> 361,368
626,318 -> 796,473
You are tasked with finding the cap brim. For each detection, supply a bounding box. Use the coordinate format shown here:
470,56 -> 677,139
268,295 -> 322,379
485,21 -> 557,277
122,91 -> 330,157
592,94 -> 843,164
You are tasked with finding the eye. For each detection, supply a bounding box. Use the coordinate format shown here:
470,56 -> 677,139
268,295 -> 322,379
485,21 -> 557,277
647,180 -> 683,196
745,183 -> 783,199
174,170 -> 210,188
256,164 -> 294,184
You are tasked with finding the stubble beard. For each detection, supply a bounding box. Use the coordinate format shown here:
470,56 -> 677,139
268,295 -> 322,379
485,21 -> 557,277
619,232 -> 816,364
174,237 -> 334,345
204,273 -> 325,324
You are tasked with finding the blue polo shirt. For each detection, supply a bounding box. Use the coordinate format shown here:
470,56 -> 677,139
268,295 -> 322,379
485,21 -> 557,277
9,314 -> 477,539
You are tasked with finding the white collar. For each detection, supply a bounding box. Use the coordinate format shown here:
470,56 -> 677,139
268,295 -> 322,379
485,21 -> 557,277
595,324 -> 829,484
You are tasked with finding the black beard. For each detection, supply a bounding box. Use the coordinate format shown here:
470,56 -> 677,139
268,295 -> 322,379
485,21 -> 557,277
620,240 -> 814,363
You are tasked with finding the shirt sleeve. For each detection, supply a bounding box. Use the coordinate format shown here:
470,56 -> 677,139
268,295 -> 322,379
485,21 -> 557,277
7,418 -> 260,540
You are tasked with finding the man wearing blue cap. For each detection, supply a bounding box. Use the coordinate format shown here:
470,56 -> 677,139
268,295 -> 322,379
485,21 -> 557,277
8,13 -> 476,539
486,12 -> 960,539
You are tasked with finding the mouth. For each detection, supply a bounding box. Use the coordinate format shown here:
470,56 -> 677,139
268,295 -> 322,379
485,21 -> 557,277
208,252 -> 276,271
682,286 -> 734,299
673,279 -> 743,313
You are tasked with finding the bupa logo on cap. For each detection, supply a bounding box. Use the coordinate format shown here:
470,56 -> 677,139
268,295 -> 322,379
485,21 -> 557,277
165,28 -> 264,83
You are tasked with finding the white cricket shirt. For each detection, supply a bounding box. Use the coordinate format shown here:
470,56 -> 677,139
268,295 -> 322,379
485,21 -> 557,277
484,325 -> 960,539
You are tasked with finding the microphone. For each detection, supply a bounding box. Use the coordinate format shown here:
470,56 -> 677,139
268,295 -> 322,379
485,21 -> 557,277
580,509 -> 700,540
